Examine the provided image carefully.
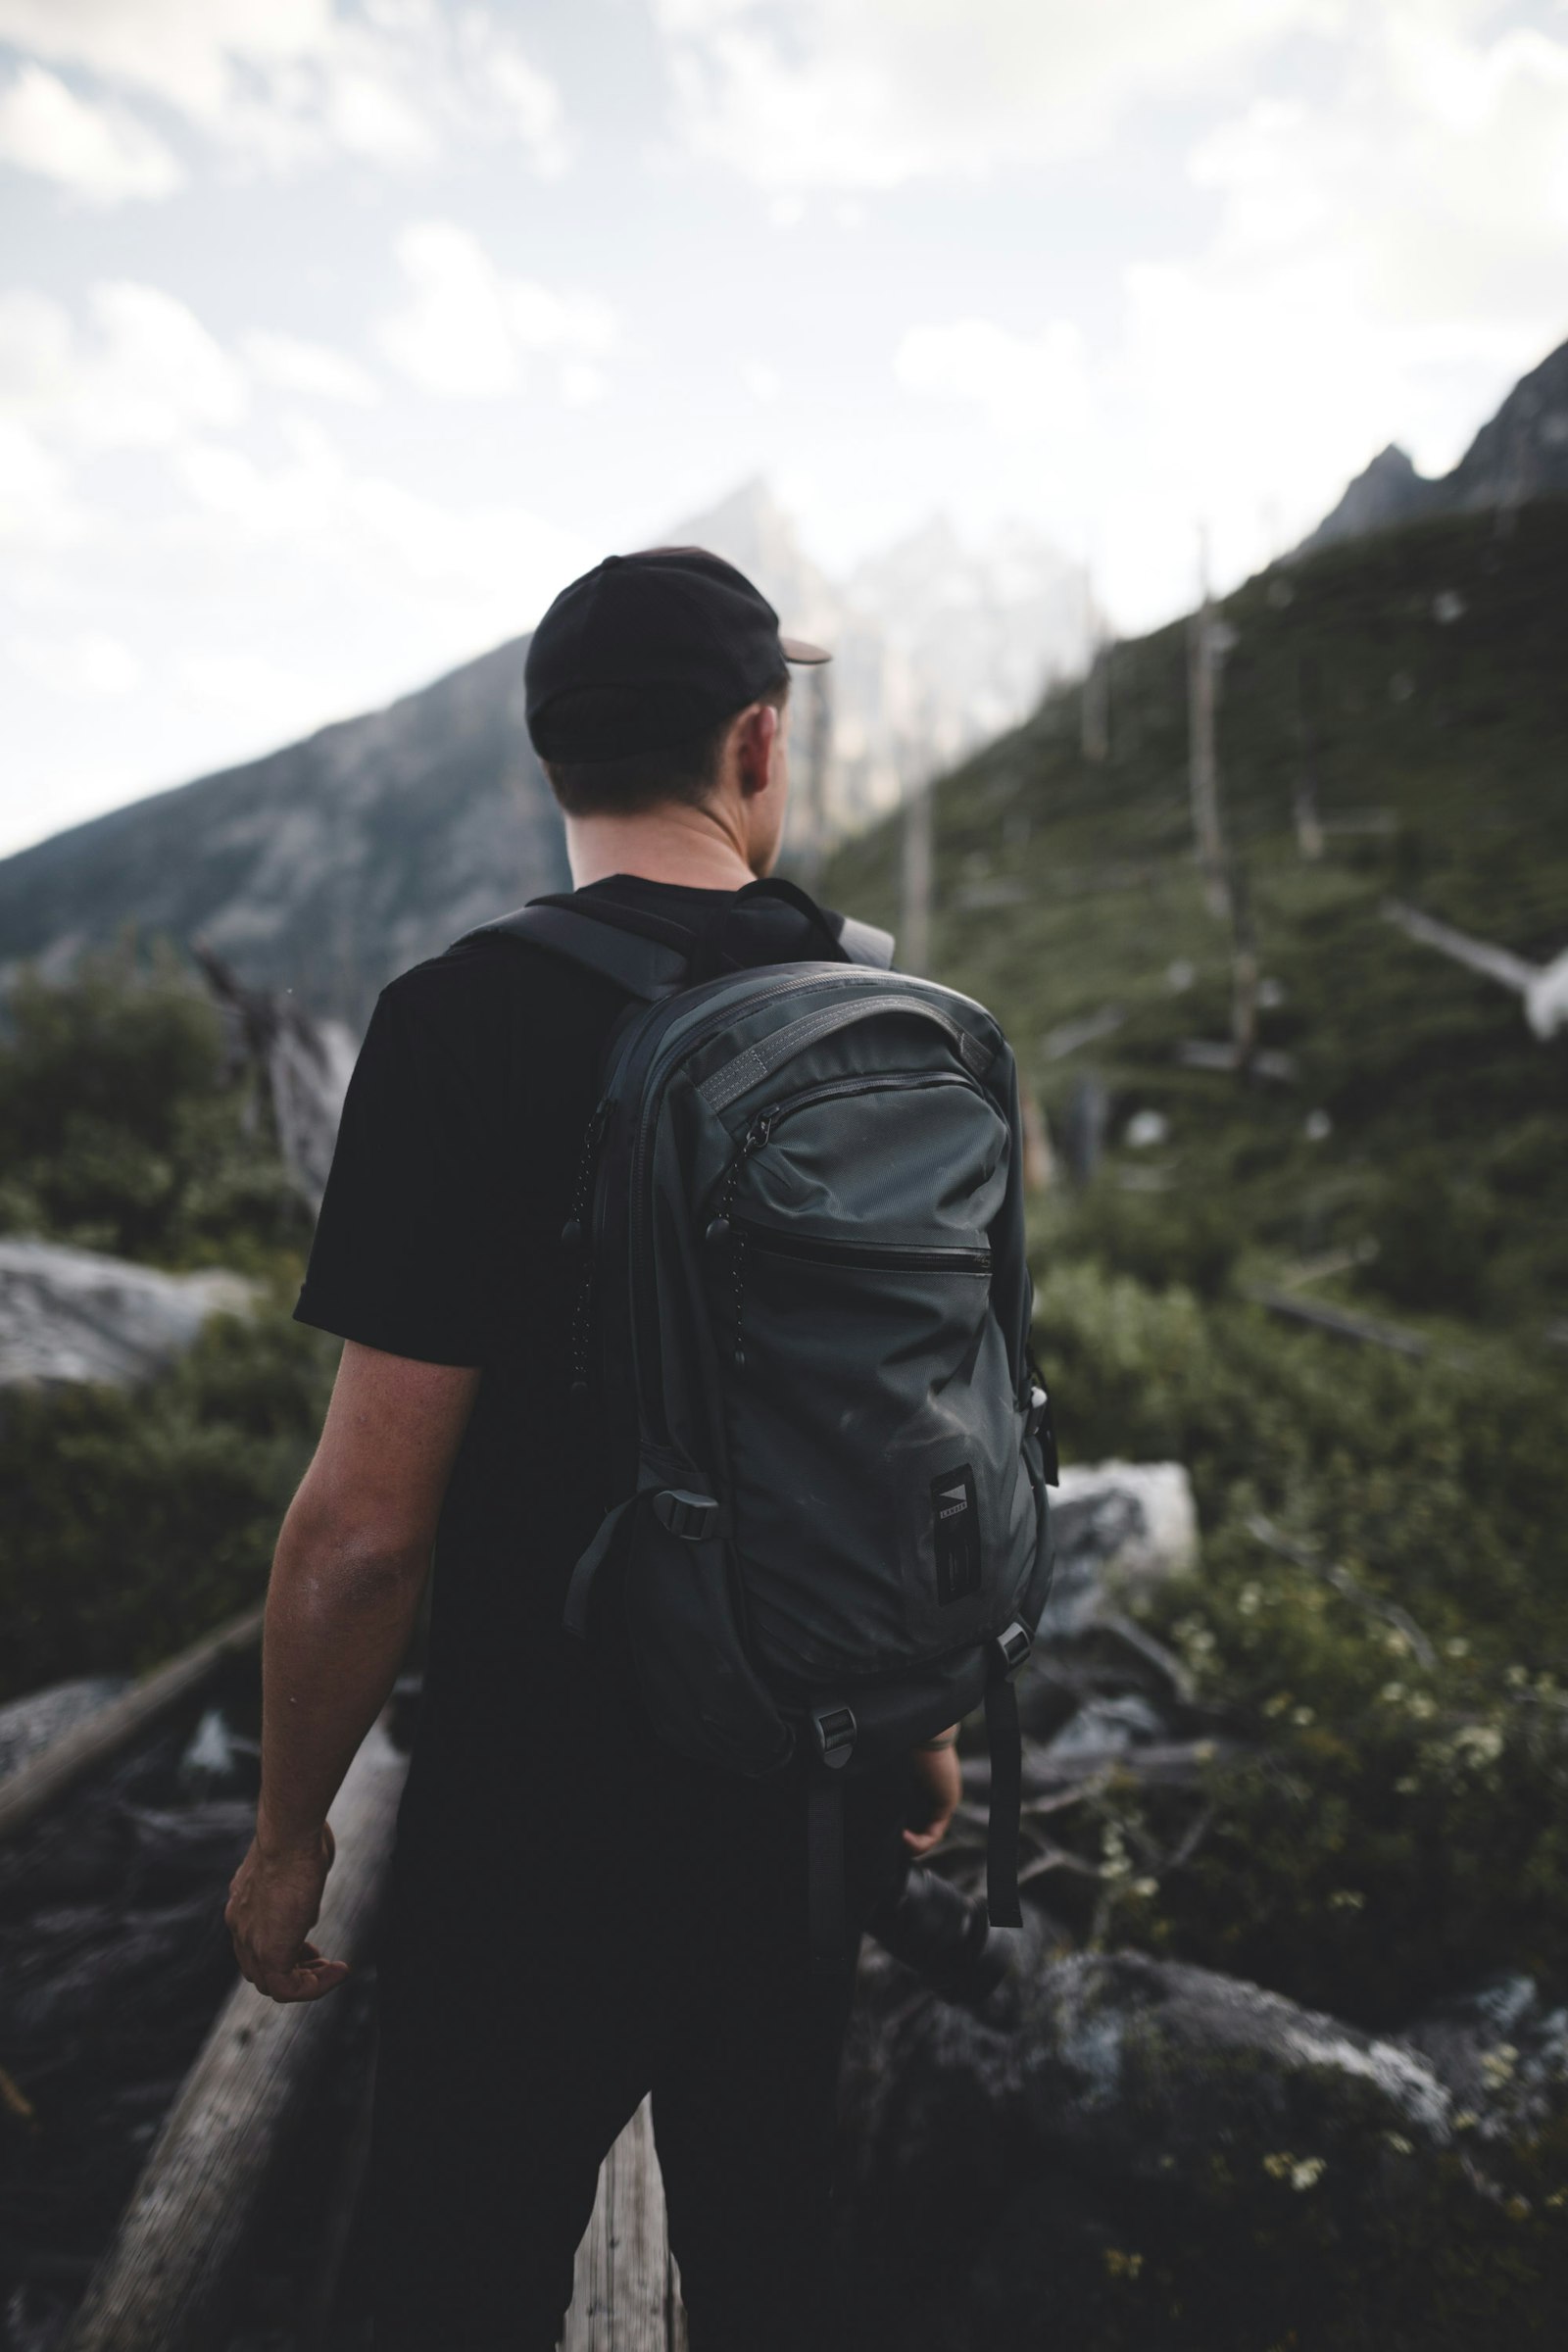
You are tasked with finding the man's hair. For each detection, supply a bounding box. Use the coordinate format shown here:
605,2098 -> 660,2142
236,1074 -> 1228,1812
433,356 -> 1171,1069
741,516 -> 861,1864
540,673 -> 790,818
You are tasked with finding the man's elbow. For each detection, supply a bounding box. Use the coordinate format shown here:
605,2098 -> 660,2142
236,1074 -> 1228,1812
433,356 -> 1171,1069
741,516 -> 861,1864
273,1494 -> 432,1618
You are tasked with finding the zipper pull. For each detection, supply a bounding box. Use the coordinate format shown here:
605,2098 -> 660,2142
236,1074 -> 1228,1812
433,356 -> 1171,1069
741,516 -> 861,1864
705,1108 -> 776,1250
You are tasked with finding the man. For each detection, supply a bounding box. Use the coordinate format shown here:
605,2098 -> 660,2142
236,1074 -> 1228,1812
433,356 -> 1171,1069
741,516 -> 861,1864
225,547 -> 961,2351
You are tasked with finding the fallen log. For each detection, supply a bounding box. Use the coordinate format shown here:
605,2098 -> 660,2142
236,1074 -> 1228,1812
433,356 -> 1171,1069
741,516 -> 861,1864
58,1716 -> 407,2352
1243,1285 -> 1431,1359
563,2096 -> 686,2352
0,1603 -> 265,1847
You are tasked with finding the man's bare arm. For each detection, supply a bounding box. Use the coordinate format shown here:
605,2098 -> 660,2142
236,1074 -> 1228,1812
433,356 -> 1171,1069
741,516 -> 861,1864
225,1341 -> 481,2003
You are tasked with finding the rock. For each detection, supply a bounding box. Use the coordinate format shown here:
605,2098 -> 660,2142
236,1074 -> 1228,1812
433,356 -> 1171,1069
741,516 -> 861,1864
0,1676 -> 128,1781
195,944 -> 359,1209
1404,1974 -> 1568,2149
840,1941 -> 1461,2351
1040,1691 -> 1169,1759
1039,1460 -> 1199,1639
0,1238 -> 254,1389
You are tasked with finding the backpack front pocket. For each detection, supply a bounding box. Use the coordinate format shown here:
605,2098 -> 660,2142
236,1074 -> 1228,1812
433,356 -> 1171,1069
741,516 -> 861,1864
709,1209 -> 1034,1687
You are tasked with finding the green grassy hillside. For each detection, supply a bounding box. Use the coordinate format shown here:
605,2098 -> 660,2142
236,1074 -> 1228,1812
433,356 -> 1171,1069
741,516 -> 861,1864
828,498 -> 1568,1346
824,503 -> 1568,2062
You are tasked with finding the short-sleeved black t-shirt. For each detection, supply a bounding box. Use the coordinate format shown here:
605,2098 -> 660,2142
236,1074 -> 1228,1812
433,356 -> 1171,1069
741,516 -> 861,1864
295,876 -> 764,1853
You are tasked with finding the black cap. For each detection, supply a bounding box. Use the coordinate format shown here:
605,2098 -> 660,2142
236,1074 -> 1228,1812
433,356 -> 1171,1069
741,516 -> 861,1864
524,544 -> 830,762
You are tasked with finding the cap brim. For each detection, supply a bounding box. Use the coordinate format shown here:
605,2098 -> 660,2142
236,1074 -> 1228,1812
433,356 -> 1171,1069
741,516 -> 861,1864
781,633 -> 831,664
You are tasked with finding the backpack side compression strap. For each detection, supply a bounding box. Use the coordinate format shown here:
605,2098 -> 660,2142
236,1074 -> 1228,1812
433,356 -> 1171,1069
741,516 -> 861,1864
460,903 -> 690,1000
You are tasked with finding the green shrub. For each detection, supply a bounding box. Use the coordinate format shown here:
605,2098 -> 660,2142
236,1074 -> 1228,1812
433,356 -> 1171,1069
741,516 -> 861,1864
1032,1259 -> 1568,2027
0,941 -> 311,1269
1359,1152 -> 1499,1316
0,1301 -> 335,1702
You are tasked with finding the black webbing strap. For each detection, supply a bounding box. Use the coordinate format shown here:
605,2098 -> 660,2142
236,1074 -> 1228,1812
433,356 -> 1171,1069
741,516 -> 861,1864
466,903 -> 690,1000
463,882 -> 897,1000
807,1773 -> 848,1978
983,1672 -> 1024,1928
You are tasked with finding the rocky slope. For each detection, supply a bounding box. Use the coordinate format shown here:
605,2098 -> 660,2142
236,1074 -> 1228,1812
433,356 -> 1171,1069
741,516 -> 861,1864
1298,332 -> 1568,555
0,635 -> 567,1031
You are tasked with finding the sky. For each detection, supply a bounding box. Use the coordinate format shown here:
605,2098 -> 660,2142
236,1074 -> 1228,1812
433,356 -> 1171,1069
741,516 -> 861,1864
1,0 -> 1565,858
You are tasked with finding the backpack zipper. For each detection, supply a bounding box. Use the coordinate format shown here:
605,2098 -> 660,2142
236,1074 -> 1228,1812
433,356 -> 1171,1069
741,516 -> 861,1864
702,1069 -> 989,1362
735,1223 -> 993,1275
703,1068 -> 979,1241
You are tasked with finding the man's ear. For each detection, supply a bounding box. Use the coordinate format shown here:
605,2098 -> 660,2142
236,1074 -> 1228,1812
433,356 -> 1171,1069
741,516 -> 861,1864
733,700 -> 780,798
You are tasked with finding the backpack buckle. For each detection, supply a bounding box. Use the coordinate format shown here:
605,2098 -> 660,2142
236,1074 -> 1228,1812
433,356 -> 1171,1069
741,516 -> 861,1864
1024,1384 -> 1059,1486
809,1703 -> 858,1771
652,1488 -> 720,1542
992,1621 -> 1033,1680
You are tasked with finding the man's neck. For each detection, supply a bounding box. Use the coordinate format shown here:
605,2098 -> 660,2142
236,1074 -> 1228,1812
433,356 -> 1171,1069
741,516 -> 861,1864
564,806 -> 759,893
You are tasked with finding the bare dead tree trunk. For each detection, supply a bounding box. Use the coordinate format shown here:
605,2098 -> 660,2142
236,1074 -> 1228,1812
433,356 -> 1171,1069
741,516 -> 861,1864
1294,650 -> 1324,859
796,662 -> 833,897
901,764 -> 934,979
0,1604 -> 264,1846
1081,569 -> 1109,766
1187,598 -> 1231,921
1229,855 -> 1259,1073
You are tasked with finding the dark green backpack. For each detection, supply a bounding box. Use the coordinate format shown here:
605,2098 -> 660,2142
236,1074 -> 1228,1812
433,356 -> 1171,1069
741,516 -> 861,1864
467,878 -> 1056,1964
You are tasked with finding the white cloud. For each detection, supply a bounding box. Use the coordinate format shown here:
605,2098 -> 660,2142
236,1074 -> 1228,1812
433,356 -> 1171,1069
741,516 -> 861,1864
895,318 -> 1091,439
10,626 -> 142,695
559,360 -> 607,407
0,0 -> 568,188
0,61 -> 185,201
0,382 -> 592,855
242,328 -> 379,405
0,409 -> 102,552
0,1 -> 332,119
377,220 -> 615,401
892,6 -> 1568,621
159,410 -> 590,622
0,281 -> 247,451
656,0 -> 1351,189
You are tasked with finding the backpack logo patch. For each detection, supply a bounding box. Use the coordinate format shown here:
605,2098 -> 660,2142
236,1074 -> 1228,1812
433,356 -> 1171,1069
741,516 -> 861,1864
930,1465 -> 980,1604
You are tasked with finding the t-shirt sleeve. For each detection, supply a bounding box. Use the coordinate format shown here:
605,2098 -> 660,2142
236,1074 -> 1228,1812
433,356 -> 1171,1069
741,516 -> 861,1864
294,978 -> 500,1366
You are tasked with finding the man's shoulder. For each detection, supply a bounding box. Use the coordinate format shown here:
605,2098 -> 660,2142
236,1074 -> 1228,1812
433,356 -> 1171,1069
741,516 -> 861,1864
372,919 -> 630,1050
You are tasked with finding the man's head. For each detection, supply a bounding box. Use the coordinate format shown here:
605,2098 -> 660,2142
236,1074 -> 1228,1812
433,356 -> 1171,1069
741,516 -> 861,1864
523,546 -> 829,880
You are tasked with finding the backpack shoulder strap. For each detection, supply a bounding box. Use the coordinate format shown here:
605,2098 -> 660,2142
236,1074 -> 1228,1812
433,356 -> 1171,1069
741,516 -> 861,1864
456,901 -> 691,1001
458,887 -> 896,996
830,910 -> 896,969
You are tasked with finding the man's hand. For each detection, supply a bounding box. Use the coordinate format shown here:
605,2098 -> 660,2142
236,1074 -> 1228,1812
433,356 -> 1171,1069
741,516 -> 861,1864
225,1822 -> 348,2004
903,1736 -> 961,1858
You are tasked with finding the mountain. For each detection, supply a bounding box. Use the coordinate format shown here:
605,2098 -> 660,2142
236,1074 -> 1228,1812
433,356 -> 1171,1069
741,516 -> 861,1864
669,480 -> 1092,827
847,513 -> 1094,759
0,483 -> 1088,1022
0,636 -> 567,1031
1298,334 -> 1568,556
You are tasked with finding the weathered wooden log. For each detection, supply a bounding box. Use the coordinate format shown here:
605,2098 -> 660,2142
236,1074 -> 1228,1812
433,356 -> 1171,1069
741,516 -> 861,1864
0,1603 -> 265,1846
1243,1284 -> 1431,1358
59,1716 -> 407,2352
563,2096 -> 686,2352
